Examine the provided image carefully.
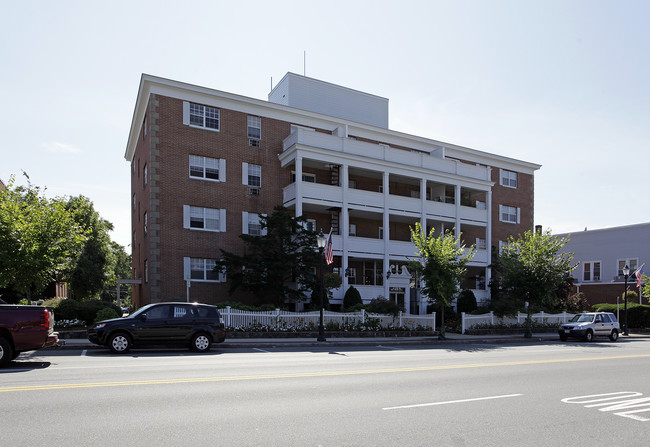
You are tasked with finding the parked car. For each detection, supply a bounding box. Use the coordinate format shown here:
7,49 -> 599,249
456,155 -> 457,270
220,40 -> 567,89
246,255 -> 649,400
558,312 -> 620,342
0,300 -> 59,367
88,302 -> 226,354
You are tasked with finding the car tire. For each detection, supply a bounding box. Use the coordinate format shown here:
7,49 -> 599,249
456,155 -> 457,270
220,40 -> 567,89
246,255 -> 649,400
12,350 -> 21,360
609,329 -> 619,342
559,334 -> 568,341
190,333 -> 212,352
108,332 -> 132,354
0,337 -> 14,368
584,329 -> 594,342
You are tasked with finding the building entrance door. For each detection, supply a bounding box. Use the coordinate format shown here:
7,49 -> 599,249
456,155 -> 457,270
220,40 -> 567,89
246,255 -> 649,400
390,287 -> 406,309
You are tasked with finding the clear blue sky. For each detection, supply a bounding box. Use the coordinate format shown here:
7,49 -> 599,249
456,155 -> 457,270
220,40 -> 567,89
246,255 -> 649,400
1,0 -> 648,248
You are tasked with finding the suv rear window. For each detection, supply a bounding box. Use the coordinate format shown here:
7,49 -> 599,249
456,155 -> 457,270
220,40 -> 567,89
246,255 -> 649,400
196,306 -> 218,318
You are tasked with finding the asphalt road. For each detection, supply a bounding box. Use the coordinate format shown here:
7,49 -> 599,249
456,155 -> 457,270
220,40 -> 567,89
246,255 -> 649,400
2,339 -> 650,446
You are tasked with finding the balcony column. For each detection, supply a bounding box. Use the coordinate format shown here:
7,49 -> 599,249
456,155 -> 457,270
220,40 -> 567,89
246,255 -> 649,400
420,178 -> 427,231
455,185 -> 462,245
383,172 -> 390,300
486,189 -> 493,299
295,156 -> 303,217
341,164 -> 349,292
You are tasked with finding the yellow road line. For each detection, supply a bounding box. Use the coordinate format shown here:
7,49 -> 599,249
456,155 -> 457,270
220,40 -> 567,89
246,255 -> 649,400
3,353 -> 650,393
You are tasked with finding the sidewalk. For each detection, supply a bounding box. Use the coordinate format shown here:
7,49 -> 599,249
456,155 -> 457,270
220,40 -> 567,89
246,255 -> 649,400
50,332 -> 647,350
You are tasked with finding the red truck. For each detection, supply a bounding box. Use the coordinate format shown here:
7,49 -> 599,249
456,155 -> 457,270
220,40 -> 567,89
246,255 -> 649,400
0,300 -> 59,367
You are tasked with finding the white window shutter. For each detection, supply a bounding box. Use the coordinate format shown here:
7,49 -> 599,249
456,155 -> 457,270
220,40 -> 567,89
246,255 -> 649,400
183,205 -> 190,229
220,209 -> 227,232
260,214 -> 268,236
183,257 -> 191,279
219,159 -> 226,182
498,205 -> 504,222
182,101 -> 190,125
517,207 -> 521,224
242,162 -> 248,185
242,212 -> 248,234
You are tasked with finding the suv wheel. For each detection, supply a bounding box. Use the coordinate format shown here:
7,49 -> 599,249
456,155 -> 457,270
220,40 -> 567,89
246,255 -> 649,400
190,333 -> 212,352
584,329 -> 594,342
108,332 -> 132,354
609,329 -> 619,342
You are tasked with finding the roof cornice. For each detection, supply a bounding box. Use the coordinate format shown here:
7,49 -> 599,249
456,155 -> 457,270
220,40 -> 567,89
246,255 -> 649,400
125,74 -> 542,175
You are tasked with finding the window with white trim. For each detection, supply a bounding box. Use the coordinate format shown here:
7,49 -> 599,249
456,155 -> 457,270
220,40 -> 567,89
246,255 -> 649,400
242,212 -> 267,236
349,223 -> 357,237
188,103 -> 219,130
144,211 -> 148,236
247,116 -> 261,140
244,163 -> 261,187
189,155 -> 225,182
583,261 -> 601,282
476,238 -> 487,250
303,219 -> 316,233
291,172 -> 316,183
500,169 -> 518,188
189,258 -> 221,282
618,258 -> 638,276
347,267 -> 357,285
498,240 -> 510,254
143,163 -> 148,188
183,206 -> 226,232
499,205 -> 520,224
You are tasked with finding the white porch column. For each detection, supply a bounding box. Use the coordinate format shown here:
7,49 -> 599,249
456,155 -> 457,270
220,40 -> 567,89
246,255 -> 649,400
341,164 -> 349,292
455,185 -> 462,243
420,178 -> 427,231
486,189 -> 493,299
383,171 -> 390,300
295,156 -> 303,217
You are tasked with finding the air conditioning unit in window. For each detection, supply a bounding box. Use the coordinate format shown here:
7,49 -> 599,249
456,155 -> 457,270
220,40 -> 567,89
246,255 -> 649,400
249,187 -> 260,196
249,139 -> 260,147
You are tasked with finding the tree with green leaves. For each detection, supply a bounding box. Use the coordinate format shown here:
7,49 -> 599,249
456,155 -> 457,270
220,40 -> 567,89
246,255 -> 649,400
216,206 -> 321,307
500,229 -> 576,337
64,195 -> 115,300
410,222 -> 475,339
0,175 -> 85,301
642,274 -> 649,303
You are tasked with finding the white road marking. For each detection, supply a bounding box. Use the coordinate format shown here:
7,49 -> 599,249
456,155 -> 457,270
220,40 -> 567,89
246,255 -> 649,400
383,394 -> 523,410
253,348 -> 271,353
81,350 -> 87,357
377,345 -> 403,350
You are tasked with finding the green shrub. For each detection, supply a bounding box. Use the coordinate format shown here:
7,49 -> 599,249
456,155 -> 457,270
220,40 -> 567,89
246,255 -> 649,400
591,303 -> 650,329
457,289 -> 477,314
343,286 -> 363,310
53,299 -> 80,321
95,307 -> 120,323
366,296 -> 402,316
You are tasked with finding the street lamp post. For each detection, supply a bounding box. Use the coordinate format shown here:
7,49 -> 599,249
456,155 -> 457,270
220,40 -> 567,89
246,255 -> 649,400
623,265 -> 630,335
316,231 -> 327,342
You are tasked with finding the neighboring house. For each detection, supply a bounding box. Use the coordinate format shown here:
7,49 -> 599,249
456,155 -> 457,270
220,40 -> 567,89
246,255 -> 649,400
124,73 -> 540,311
557,223 -> 649,306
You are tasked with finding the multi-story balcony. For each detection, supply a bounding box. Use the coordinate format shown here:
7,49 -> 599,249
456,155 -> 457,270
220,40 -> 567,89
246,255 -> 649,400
282,127 -> 491,182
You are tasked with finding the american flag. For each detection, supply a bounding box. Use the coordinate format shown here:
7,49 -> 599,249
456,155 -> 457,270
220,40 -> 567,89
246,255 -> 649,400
635,264 -> 645,288
324,230 -> 334,265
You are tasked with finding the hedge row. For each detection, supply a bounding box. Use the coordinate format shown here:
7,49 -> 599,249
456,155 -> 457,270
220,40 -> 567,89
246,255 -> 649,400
50,299 -> 122,325
592,303 -> 650,329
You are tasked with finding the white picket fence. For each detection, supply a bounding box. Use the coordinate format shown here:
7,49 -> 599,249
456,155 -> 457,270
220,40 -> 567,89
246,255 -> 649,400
218,307 -> 436,331
461,311 -> 576,334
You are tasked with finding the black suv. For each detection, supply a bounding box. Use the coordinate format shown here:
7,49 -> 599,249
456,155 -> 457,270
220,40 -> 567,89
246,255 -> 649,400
88,302 -> 226,353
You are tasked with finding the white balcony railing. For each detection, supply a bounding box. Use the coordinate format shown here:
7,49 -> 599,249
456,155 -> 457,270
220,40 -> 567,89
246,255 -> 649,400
283,128 -> 490,182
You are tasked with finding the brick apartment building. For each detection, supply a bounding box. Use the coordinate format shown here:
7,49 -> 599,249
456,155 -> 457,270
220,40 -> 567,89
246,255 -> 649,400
125,73 -> 540,311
